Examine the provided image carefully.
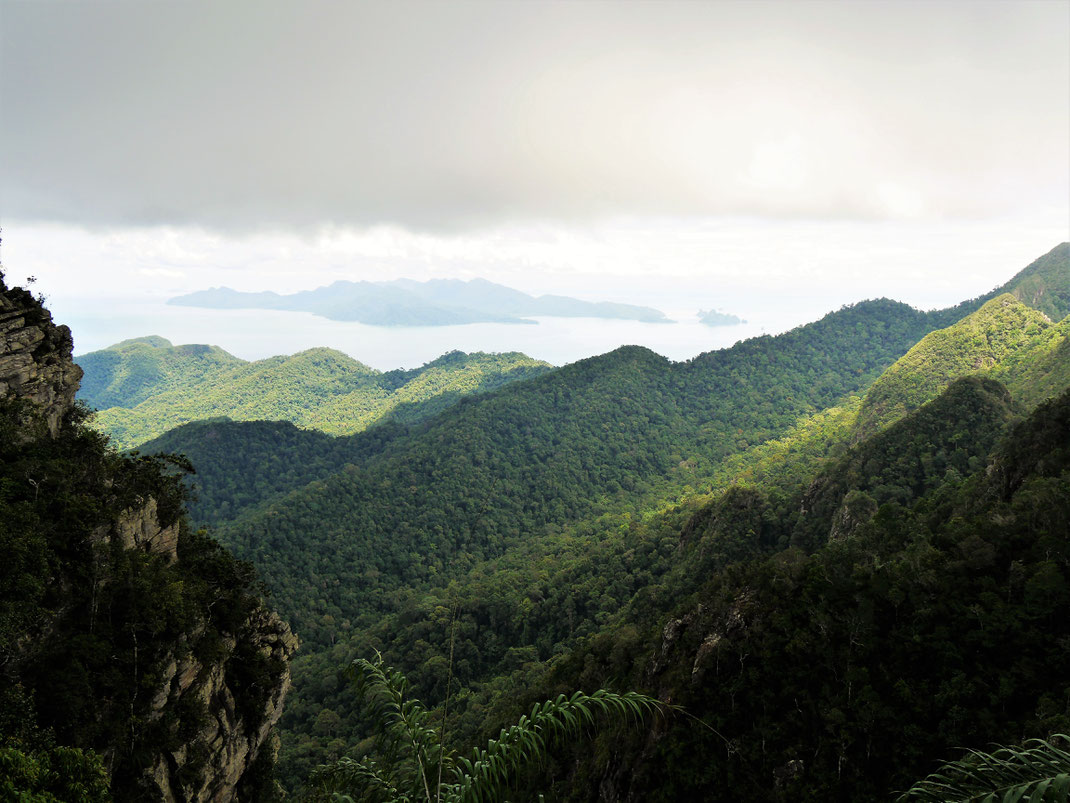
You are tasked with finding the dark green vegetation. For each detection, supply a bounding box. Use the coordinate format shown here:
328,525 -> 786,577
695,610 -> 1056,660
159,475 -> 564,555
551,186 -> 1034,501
897,734 -> 1070,802
141,418 -> 404,527
539,387 -> 1070,800
169,276 -> 671,325
697,308 -> 745,326
187,298 -> 940,644
0,396 -> 280,799
1,272 -> 293,800
22,243 -> 1069,799
77,337 -> 551,448
307,655 -> 662,803
132,242 -> 1068,798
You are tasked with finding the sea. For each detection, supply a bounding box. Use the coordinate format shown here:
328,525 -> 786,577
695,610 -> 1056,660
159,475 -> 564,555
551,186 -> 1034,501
59,298 -> 800,371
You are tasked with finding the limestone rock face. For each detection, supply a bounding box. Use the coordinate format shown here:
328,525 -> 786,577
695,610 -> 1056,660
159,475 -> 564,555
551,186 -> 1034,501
0,281 -> 83,437
94,496 -> 181,563
148,610 -> 299,803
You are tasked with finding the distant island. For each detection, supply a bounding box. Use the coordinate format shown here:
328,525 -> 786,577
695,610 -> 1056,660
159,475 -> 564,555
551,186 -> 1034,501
168,277 -> 672,326
698,308 -> 746,326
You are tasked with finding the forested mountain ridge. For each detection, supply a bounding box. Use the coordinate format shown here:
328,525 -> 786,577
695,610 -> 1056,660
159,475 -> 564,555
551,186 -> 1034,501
0,275 -> 295,801
853,293 -> 1056,438
272,276 -> 1069,792
930,241 -> 1069,327
78,337 -> 551,448
526,384 -> 1070,802
77,335 -> 248,410
79,243 -> 1066,796
209,298 -> 939,648
141,418 -> 406,527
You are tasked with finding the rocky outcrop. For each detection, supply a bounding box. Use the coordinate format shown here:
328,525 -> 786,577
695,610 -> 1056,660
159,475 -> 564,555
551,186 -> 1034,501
827,489 -> 878,541
1,272 -> 298,802
94,496 -> 181,563
149,610 -> 298,803
0,279 -> 83,437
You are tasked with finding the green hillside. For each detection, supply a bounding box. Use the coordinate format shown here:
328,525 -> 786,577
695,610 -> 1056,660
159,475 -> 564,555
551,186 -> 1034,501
996,240 -> 1070,321
932,241 -> 1070,326
991,316 -> 1070,409
854,294 -> 1056,438
141,418 -> 406,526
274,294 -> 1069,789
77,335 -> 245,410
77,340 -> 551,448
515,386 -> 1070,802
204,299 -> 934,667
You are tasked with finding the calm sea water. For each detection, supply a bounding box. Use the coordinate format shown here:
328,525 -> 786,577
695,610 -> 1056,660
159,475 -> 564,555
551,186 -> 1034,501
59,299 -> 803,370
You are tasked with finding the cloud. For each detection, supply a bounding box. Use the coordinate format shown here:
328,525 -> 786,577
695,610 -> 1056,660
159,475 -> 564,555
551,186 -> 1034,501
1,0 -> 1067,232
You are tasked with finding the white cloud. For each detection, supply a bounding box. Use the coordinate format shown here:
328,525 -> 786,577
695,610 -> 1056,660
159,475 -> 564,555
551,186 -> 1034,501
1,0 -> 1065,231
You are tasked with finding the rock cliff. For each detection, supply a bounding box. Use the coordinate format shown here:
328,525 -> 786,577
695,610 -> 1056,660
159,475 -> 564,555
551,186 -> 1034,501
0,271 -> 296,802
0,279 -> 83,437
148,608 -> 298,802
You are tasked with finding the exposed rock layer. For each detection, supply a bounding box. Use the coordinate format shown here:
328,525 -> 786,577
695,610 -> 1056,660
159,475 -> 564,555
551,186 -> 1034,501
149,610 -> 298,803
0,282 -> 83,436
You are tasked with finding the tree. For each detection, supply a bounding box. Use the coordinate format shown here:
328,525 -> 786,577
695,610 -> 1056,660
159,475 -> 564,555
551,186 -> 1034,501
308,653 -> 664,803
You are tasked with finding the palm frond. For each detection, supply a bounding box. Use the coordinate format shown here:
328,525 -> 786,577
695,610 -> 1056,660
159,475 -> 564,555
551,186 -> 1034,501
317,654 -> 666,803
307,755 -> 410,803
451,688 -> 664,803
345,653 -> 455,802
898,734 -> 1070,803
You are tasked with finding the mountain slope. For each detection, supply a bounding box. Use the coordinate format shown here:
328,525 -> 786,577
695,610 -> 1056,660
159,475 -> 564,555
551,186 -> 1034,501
124,244 -> 1067,793
538,385 -> 1070,802
932,241 -> 1070,326
141,417 -> 406,527
277,325 -> 1069,796
76,335 -> 246,410
854,294 -> 1054,438
79,341 -> 551,448
210,299 -> 935,647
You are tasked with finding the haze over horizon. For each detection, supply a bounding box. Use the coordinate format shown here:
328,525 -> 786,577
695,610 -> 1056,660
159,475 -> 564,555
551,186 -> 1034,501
1,0 -> 1067,363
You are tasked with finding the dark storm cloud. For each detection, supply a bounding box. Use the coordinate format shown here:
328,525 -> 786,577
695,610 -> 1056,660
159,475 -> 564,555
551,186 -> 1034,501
1,0 -> 1067,230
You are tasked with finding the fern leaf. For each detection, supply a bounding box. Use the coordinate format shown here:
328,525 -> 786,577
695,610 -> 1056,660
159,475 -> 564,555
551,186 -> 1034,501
898,734 -> 1070,803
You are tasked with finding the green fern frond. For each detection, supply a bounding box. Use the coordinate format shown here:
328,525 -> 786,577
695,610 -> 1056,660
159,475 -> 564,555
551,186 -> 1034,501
308,755 -> 410,803
314,653 -> 666,803
898,734 -> 1070,802
451,688 -> 663,803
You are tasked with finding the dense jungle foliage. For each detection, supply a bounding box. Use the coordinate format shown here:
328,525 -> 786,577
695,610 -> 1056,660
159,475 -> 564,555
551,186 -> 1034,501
0,396 -> 280,799
15,243 -> 1064,799
205,298 -> 938,646
78,338 -> 550,448
129,251 -> 1070,794
518,385 -> 1070,800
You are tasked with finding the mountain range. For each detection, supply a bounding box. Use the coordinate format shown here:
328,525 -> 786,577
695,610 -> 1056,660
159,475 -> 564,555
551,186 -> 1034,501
7,242 -> 1069,800
76,338 -> 551,449
168,277 -> 675,326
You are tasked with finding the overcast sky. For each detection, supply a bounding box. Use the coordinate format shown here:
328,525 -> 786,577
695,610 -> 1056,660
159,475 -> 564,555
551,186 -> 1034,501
1,0 -> 1067,337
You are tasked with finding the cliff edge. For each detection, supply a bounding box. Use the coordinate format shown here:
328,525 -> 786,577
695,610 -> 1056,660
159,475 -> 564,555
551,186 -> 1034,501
0,271 -> 297,802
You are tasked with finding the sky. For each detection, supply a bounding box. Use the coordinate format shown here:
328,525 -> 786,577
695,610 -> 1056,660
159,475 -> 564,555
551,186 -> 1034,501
1,0 -> 1068,361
